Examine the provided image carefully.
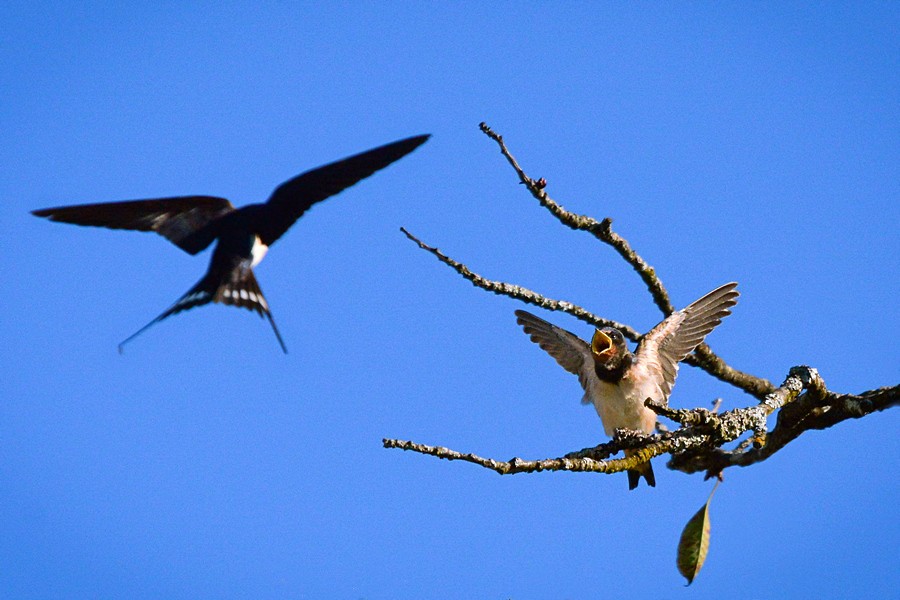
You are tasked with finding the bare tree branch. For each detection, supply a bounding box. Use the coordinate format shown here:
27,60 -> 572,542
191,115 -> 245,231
478,122 -> 773,398
384,428 -> 684,477
668,378 -> 900,476
400,226 -> 639,338
401,226 -> 768,398
384,368 -> 900,480
478,122 -> 676,316
389,123 -> 897,485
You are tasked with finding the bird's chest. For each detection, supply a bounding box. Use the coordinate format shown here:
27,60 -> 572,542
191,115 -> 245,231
590,374 -> 660,436
249,236 -> 268,267
217,227 -> 269,267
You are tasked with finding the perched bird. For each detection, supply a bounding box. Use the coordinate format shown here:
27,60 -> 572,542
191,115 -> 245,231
33,134 -> 430,353
515,282 -> 739,490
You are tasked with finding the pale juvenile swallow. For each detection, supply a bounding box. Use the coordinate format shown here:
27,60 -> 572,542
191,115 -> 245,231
515,282 -> 739,490
33,134 -> 430,352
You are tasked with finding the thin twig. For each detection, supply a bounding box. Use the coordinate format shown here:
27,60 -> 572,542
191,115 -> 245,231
402,225 -> 769,397
384,430 -> 685,477
400,227 -> 639,338
472,123 -> 775,398
478,122 -> 774,398
479,122 -> 675,315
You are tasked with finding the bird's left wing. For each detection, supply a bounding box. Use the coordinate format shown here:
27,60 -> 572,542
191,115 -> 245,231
515,310 -> 596,402
253,134 -> 430,246
635,282 -> 739,397
32,196 -> 235,255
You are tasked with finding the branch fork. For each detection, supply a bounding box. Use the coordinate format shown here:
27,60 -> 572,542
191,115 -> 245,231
387,123 -> 898,482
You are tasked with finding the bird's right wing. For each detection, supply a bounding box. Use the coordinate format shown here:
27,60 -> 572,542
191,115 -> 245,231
635,282 -> 739,398
32,196 -> 235,255
254,134 -> 430,246
515,310 -> 596,402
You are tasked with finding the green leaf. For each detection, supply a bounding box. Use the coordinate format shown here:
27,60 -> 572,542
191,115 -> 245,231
676,481 -> 720,585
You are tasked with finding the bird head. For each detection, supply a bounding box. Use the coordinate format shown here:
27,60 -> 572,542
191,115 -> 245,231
591,327 -> 630,372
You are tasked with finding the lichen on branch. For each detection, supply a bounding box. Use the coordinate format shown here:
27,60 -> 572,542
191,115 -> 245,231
388,123 -> 898,481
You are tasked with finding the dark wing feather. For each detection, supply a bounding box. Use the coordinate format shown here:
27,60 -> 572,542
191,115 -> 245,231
515,309 -> 595,397
32,196 -> 234,255
635,282 -> 740,398
254,134 -> 430,246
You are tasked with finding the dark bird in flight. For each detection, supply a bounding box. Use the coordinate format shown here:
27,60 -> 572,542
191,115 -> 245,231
32,134 -> 430,353
515,282 -> 739,490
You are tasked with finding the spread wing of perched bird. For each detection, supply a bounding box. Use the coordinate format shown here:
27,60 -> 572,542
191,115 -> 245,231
33,134 -> 430,353
515,282 -> 739,489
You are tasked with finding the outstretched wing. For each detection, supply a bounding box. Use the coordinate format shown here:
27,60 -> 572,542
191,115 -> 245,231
253,134 -> 430,246
515,309 -> 596,401
32,196 -> 235,255
635,282 -> 739,398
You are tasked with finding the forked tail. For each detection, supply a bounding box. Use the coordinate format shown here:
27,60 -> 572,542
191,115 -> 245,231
118,266 -> 287,353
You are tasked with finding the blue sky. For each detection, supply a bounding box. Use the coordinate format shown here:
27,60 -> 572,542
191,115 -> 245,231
2,3 -> 898,598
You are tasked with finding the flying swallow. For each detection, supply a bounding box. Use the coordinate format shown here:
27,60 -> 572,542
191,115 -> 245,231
33,134 -> 430,353
515,282 -> 739,489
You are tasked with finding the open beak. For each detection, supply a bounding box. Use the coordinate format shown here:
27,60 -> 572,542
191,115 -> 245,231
591,329 -> 615,359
